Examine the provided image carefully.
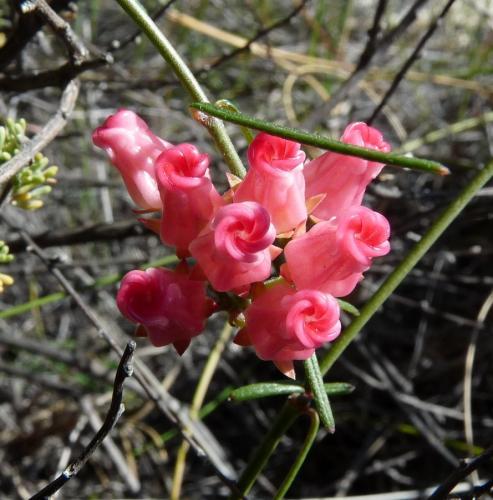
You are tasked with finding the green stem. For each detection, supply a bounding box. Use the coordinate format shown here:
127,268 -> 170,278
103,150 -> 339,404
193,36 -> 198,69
189,103 -> 449,176
115,0 -> 246,178
233,400 -> 300,499
274,409 -> 320,500
320,160 -> 493,376
303,353 -> 335,432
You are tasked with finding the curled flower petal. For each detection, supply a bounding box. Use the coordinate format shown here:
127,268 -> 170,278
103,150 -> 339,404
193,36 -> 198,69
234,133 -> 307,233
156,144 -> 224,255
242,282 -> 341,364
284,206 -> 390,296
93,109 -> 171,210
304,122 -> 390,220
189,201 -> 276,292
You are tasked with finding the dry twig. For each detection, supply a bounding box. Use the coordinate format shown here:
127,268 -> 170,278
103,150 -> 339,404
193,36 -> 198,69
30,340 -> 136,500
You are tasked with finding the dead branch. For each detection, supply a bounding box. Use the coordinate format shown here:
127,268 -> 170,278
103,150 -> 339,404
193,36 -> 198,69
29,340 -> 136,500
428,445 -> 493,500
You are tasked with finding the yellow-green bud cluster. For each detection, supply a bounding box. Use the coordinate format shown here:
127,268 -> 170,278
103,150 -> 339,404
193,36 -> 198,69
0,241 -> 13,264
0,241 -> 14,293
0,118 -> 58,210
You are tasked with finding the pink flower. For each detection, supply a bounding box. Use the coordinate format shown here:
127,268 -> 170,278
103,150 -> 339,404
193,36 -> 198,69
93,109 -> 171,210
155,144 -> 224,256
284,206 -> 390,297
234,133 -> 306,233
238,282 -> 341,376
304,122 -> 390,220
116,267 -> 212,354
189,201 -> 278,292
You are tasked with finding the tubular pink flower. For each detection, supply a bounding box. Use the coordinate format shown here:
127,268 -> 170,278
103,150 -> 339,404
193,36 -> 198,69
189,201 -> 277,292
92,109 -> 171,210
116,267 -> 211,353
234,133 -> 307,233
304,122 -> 390,220
156,144 -> 224,256
284,206 -> 391,296
242,282 -> 341,364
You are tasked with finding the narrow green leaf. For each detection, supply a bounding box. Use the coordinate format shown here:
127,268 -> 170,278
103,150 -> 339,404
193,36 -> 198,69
189,102 -> 450,176
215,99 -> 255,144
0,291 -> 66,319
337,299 -> 360,316
303,353 -> 335,432
324,382 -> 355,395
230,382 -> 305,401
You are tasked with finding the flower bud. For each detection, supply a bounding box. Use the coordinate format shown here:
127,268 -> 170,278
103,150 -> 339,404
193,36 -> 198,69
93,109 -> 171,210
234,133 -> 307,233
304,122 -> 390,220
116,267 -> 212,354
155,144 -> 224,256
284,206 -> 390,296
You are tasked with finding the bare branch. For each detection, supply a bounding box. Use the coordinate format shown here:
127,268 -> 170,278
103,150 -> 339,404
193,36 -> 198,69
368,0 -> 457,124
198,0 -> 309,74
428,445 -> 493,499
29,341 -> 136,500
6,218 -> 149,253
31,0 -> 89,65
301,0 -> 430,128
0,0 -> 71,71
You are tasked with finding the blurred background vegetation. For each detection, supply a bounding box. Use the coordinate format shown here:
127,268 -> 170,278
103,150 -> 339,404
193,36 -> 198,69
0,0 -> 492,498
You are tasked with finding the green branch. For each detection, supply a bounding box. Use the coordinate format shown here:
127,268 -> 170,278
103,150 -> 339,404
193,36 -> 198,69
274,409 -> 320,500
190,102 -> 450,176
232,401 -> 300,499
115,0 -> 246,178
320,160 -> 493,376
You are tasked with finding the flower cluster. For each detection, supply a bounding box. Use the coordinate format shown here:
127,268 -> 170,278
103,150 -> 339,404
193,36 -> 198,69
93,110 -> 391,376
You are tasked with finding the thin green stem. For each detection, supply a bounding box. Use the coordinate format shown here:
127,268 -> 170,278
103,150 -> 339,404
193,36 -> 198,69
115,0 -> 246,178
274,409 -> 320,500
189,103 -> 450,176
303,353 -> 335,432
320,160 -> 493,376
232,400 -> 300,499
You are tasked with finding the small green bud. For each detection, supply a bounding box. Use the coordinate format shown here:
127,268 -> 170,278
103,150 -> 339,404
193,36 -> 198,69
43,165 -> 58,178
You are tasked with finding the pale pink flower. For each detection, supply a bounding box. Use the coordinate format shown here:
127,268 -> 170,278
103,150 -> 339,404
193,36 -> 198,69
234,133 -> 306,233
189,201 -> 277,292
116,267 -> 212,354
155,144 -> 224,256
239,282 -> 341,376
304,122 -> 390,220
284,206 -> 390,297
93,109 -> 171,210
